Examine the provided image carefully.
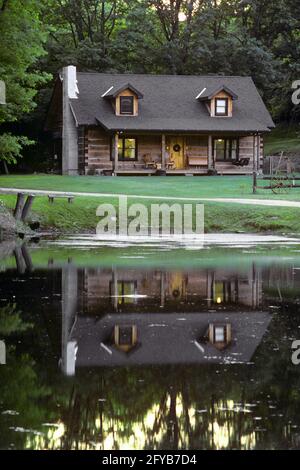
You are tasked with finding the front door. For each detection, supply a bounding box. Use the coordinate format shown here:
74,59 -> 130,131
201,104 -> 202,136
169,137 -> 184,169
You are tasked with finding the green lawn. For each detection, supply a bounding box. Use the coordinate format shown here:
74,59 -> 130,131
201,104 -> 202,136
264,125 -> 300,155
1,192 -> 300,234
1,174 -> 300,234
1,173 -> 300,201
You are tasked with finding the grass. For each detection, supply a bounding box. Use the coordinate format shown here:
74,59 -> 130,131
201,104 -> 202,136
1,193 -> 300,235
264,125 -> 300,155
2,173 -> 300,201
1,174 -> 300,234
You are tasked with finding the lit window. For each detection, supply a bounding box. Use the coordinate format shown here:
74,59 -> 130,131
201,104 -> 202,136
113,325 -> 138,353
120,96 -> 134,115
110,280 -> 137,304
213,138 -> 239,162
208,323 -> 232,350
117,137 -> 137,161
215,98 -> 228,116
214,326 -> 225,343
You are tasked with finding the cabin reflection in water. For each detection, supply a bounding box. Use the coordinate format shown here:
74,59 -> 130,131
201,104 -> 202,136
82,266 -> 262,313
61,264 -> 270,376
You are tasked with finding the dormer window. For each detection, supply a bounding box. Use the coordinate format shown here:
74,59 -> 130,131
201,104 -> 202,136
208,323 -> 232,351
196,85 -> 237,118
102,83 -> 143,117
215,98 -> 228,116
113,325 -> 138,353
214,325 -> 226,343
120,96 -> 134,115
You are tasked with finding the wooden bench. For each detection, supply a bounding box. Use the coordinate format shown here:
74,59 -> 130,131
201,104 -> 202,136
48,194 -> 74,204
188,156 -> 208,167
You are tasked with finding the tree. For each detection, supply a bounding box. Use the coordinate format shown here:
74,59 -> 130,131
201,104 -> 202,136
41,0 -> 127,73
0,0 -> 50,165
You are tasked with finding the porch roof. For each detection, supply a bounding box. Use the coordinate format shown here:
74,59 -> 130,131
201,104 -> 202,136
70,73 -> 274,133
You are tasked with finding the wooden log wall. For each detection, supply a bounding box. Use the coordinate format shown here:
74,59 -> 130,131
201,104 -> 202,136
84,127 -> 112,174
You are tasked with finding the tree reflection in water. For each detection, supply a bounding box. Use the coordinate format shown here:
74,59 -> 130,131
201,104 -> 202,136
1,246 -> 300,449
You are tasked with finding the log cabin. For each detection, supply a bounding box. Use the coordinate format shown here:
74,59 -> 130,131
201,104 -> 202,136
45,66 -> 275,176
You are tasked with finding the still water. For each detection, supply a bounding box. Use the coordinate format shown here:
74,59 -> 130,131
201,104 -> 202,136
1,236 -> 300,450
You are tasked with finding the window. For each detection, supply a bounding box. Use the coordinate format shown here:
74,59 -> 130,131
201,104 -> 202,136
212,279 -> 238,304
115,137 -> 137,161
118,326 -> 135,345
208,323 -> 232,350
213,138 -> 239,162
120,96 -> 134,115
110,281 -> 138,305
113,325 -> 138,353
215,98 -> 228,116
214,326 -> 226,343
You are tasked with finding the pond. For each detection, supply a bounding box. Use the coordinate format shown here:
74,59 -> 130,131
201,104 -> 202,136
1,235 -> 300,450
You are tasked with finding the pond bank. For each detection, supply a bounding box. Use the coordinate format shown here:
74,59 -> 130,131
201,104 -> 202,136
0,202 -> 33,240
1,195 -> 300,237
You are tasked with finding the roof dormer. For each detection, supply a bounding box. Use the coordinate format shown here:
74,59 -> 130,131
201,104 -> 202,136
102,83 -> 143,116
196,85 -> 238,117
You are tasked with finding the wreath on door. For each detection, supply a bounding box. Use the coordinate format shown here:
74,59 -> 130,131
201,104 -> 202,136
173,144 -> 181,152
172,289 -> 180,298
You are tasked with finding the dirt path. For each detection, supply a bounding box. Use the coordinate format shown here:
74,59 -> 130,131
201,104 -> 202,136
1,187 -> 300,208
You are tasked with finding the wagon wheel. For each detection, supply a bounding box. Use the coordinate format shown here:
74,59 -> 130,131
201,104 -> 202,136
270,173 -> 292,194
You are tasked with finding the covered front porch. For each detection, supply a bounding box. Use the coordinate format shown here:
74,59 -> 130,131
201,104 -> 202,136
109,132 -> 262,176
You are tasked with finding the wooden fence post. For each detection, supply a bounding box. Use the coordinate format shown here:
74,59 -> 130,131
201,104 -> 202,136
21,195 -> 35,222
14,247 -> 26,274
21,245 -> 33,272
253,171 -> 257,194
13,193 -> 26,220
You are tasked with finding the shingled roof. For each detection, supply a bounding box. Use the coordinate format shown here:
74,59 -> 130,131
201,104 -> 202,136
70,73 -> 274,133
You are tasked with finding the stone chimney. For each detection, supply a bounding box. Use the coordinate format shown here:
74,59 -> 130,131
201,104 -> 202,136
62,65 -> 79,175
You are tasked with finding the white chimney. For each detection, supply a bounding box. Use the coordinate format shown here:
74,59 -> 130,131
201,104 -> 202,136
65,65 -> 79,99
62,65 -> 79,175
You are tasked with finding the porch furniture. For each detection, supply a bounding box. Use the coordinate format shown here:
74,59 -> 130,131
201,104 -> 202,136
48,194 -> 74,204
143,154 -> 157,169
188,155 -> 208,167
103,169 -> 113,176
232,158 -> 250,167
166,156 -> 176,169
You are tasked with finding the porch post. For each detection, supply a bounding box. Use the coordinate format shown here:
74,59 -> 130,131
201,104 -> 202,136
208,135 -> 213,170
113,132 -> 119,173
253,133 -> 257,172
256,134 -> 261,173
161,134 -> 166,170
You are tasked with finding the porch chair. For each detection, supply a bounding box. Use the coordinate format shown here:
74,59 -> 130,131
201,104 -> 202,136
166,154 -> 176,170
142,154 -> 158,169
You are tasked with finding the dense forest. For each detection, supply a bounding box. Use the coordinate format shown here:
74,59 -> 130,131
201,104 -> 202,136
0,0 -> 300,167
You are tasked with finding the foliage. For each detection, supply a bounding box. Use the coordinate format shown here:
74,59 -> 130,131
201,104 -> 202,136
0,0 -> 50,164
0,133 -> 34,164
36,0 -> 300,122
0,303 -> 32,336
1,0 -> 300,167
